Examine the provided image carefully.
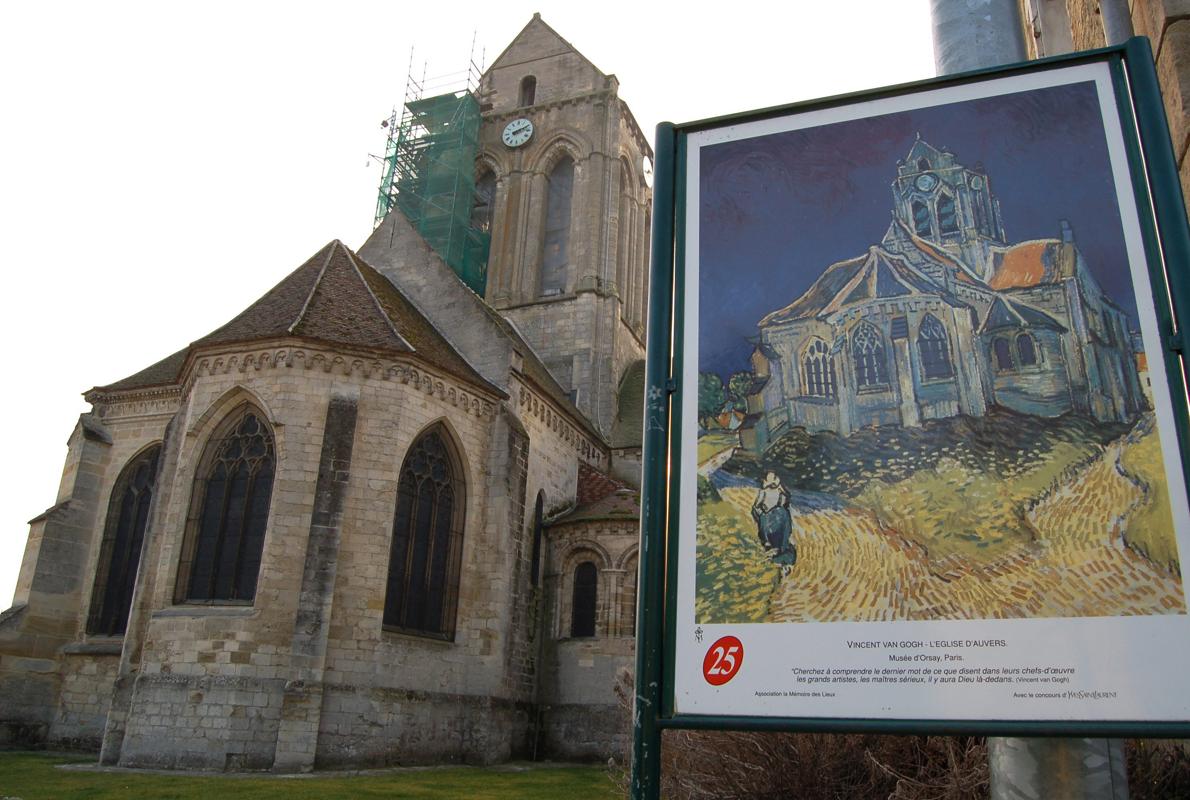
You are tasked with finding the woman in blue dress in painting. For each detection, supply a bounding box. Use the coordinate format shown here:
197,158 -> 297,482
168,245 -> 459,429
752,471 -> 797,570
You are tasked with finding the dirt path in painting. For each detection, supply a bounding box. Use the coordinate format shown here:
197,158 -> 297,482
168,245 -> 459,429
716,437 -> 1185,622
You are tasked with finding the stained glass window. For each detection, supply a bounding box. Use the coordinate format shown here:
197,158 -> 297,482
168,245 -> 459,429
180,410 -> 274,603
918,314 -> 953,380
852,322 -> 889,388
540,158 -> 574,296
88,445 -> 160,635
571,561 -> 597,637
384,428 -> 465,639
802,338 -> 836,398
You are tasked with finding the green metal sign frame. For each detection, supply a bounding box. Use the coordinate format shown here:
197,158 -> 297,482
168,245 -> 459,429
632,37 -> 1190,799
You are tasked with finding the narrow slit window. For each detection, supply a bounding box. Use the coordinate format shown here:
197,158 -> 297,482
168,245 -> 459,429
571,561 -> 597,637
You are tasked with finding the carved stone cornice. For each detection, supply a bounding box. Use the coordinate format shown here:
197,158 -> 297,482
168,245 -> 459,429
513,375 -> 606,467
86,386 -> 182,422
183,342 -> 500,419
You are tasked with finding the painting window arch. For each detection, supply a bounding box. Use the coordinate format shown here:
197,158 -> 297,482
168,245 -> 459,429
571,560 -> 598,638
177,407 -> 275,603
519,75 -> 536,107
917,314 -> 953,380
384,425 -> 466,639
937,192 -> 959,234
993,337 -> 1015,372
1017,333 -> 1039,366
911,199 -> 932,237
540,156 -> 574,297
801,338 -> 836,398
852,322 -> 889,388
87,445 -> 160,635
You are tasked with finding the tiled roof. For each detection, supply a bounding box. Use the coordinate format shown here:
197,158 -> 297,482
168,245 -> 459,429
988,239 -> 1072,290
94,241 -> 496,395
760,245 -> 963,327
610,359 -> 644,449
552,462 -> 640,525
979,296 -> 1067,334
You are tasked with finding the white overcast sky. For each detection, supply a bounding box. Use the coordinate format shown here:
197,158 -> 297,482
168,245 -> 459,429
0,1 -> 934,606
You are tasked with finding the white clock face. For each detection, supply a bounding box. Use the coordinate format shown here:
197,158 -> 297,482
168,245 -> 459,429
502,118 -> 534,148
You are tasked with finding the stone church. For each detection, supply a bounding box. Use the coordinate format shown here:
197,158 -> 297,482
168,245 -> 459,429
750,136 -> 1145,443
0,15 -> 650,770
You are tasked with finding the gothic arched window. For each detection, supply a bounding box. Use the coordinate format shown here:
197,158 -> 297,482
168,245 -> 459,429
937,192 -> 958,234
384,426 -> 466,639
177,408 -> 274,603
801,338 -> 836,398
471,170 -> 496,233
88,445 -> 160,635
571,561 -> 597,637
917,314 -> 953,380
912,199 -> 932,237
993,337 -> 1015,371
917,157 -> 931,172
540,157 -> 574,297
852,322 -> 889,388
519,75 -> 536,107
1017,333 -> 1038,366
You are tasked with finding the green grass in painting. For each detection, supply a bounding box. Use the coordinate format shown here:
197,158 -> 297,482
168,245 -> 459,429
0,752 -> 620,800
729,409 -> 1129,565
1119,420 -> 1182,573
696,431 -> 739,465
695,499 -> 780,623
851,440 -> 1091,564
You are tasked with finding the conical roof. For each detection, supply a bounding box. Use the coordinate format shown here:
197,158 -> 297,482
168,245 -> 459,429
93,241 -> 495,394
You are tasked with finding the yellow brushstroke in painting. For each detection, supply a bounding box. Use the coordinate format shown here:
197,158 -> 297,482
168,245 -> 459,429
705,423 -> 1184,623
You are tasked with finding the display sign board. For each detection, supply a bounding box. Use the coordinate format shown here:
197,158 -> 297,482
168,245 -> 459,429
672,55 -> 1190,724
635,47 -> 1190,797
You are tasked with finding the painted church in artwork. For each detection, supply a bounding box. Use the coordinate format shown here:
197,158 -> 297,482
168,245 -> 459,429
0,16 -> 650,771
749,136 -> 1146,444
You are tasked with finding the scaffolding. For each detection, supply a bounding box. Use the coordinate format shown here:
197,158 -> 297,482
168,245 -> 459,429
374,56 -> 490,296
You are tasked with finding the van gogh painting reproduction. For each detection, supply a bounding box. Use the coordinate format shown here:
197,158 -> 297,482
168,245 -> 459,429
694,79 -> 1187,625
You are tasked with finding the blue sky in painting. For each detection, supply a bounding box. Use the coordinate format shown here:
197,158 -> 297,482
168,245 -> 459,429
697,80 -> 1137,379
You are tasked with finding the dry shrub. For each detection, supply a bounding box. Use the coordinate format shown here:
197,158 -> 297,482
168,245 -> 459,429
656,729 -> 987,800
1126,740 -> 1190,800
613,668 -> 987,799
614,677 -> 1190,799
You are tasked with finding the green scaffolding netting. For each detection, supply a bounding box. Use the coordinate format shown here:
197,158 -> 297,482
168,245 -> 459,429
375,91 -> 490,295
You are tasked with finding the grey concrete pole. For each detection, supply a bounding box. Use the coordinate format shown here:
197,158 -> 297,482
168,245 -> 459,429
928,2 -> 1128,798
929,0 -> 1026,75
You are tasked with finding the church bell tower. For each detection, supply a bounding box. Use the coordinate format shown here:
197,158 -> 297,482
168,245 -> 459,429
473,14 -> 653,435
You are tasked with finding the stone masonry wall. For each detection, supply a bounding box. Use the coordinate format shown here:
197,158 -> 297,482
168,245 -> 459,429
539,518 -> 638,760
116,344 -> 499,769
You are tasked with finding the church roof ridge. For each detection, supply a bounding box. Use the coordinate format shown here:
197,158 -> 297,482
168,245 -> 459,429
91,240 -> 497,396
484,13 -> 606,80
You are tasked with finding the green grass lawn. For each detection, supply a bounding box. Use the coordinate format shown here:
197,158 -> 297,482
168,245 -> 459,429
0,752 -> 622,800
